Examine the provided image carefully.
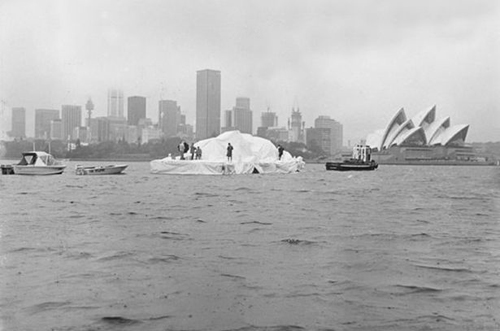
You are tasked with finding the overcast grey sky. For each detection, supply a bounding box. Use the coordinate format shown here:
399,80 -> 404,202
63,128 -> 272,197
1,0 -> 499,142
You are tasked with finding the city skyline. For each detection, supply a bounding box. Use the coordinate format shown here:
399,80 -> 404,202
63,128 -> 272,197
1,0 -> 499,143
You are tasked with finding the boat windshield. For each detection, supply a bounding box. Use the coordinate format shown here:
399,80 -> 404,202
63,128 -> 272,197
18,154 -> 36,165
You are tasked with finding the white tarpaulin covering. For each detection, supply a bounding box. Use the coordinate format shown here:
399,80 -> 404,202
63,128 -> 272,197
150,130 -> 305,175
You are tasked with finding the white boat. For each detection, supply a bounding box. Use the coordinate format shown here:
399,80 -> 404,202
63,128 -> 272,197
13,151 -> 66,175
75,164 -> 128,175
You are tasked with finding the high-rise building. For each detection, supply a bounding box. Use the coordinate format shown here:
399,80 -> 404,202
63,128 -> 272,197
314,115 -> 343,155
196,69 -> 221,139
107,89 -> 124,118
261,110 -> 278,128
233,97 -> 252,134
127,96 -> 146,126
11,107 -> 26,138
159,100 -> 181,138
224,110 -> 233,128
35,109 -> 59,139
61,105 -> 82,140
289,107 -> 305,143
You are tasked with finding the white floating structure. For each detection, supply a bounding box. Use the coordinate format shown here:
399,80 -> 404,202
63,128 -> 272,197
150,130 -> 305,175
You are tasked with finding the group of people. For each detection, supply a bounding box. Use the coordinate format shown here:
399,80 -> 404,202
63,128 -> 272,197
178,141 -> 202,160
176,141 -> 284,162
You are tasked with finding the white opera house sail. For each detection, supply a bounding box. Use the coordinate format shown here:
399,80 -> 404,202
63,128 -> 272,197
366,106 -> 492,165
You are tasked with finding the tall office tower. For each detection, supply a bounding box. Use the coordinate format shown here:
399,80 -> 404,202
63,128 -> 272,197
224,110 -> 233,128
289,107 -> 304,143
61,105 -> 82,140
261,110 -> 278,128
159,100 -> 181,138
107,89 -> 124,117
233,97 -> 252,134
35,109 -> 59,139
314,115 -> 343,155
196,69 -> 221,139
127,96 -> 146,126
11,107 -> 26,138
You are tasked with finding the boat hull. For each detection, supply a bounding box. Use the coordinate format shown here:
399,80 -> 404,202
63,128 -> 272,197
325,161 -> 378,171
13,165 -> 66,175
76,165 -> 128,175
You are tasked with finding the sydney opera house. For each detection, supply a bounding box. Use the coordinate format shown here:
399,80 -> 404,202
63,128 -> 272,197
366,106 -> 489,164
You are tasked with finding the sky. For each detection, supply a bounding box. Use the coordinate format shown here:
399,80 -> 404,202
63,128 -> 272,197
1,0 -> 499,143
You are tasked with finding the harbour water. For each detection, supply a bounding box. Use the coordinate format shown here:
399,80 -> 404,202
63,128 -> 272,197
0,162 -> 499,331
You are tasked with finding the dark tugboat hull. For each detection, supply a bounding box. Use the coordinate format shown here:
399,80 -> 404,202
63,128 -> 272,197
325,161 -> 378,171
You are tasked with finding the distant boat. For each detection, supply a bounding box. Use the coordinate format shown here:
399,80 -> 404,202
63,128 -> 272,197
75,164 -> 128,175
13,151 -> 66,175
326,145 -> 378,171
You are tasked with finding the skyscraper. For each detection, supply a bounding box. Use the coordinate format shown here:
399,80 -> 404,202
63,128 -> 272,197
261,110 -> 278,128
61,105 -> 82,140
159,100 -> 181,138
35,109 -> 59,139
233,97 -> 252,134
289,108 -> 304,143
196,69 -> 221,139
224,110 -> 233,128
11,107 -> 26,138
127,96 -> 146,126
107,89 -> 124,118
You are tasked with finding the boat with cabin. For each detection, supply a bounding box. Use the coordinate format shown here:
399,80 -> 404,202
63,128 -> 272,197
326,145 -> 378,171
75,164 -> 128,175
13,151 -> 66,175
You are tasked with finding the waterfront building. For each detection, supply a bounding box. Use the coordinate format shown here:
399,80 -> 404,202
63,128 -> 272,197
90,117 -> 110,143
159,100 -> 181,138
11,107 -> 26,138
73,126 -> 88,143
128,96 -> 146,126
50,119 -> 62,140
35,109 -> 59,139
365,106 -> 478,164
125,125 -> 139,144
196,69 -> 221,139
266,127 -> 290,142
107,89 -> 124,118
306,127 -> 332,155
61,105 -> 82,140
107,116 -> 127,142
141,126 -> 162,143
314,115 -> 343,155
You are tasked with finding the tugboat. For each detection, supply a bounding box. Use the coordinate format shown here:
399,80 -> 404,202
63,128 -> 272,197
326,145 -> 378,171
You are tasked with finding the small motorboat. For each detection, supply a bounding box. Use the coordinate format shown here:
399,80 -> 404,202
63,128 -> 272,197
326,145 -> 378,171
13,151 -> 66,175
75,164 -> 128,175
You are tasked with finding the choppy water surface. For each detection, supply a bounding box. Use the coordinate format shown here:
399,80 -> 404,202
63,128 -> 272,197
1,162 -> 499,331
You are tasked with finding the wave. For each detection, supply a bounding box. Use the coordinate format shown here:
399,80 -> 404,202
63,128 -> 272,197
240,220 -> 273,225
99,316 -> 142,326
394,284 -> 443,294
413,264 -> 475,273
280,238 -> 317,246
